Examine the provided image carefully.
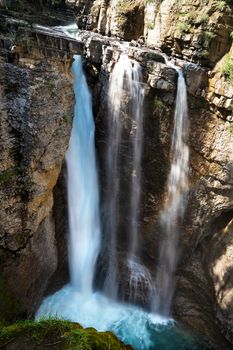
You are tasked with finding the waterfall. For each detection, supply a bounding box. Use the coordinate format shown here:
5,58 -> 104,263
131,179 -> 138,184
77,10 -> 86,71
103,52 -> 154,303
103,53 -> 131,298
128,61 -> 145,259
103,53 -> 145,298
66,55 -> 101,295
155,69 -> 189,316
36,47 -> 208,350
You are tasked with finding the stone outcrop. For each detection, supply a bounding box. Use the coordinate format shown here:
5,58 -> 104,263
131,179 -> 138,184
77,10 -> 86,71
0,0 -> 74,26
145,0 -> 233,67
0,14 -> 83,321
68,0 -> 145,40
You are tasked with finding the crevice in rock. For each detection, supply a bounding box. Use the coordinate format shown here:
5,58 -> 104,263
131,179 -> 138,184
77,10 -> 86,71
46,161 -> 69,295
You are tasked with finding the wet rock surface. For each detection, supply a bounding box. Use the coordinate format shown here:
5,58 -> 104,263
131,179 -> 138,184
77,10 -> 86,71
0,14 -> 77,321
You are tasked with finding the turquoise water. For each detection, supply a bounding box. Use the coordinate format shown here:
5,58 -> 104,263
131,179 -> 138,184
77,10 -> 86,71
36,285 -> 212,350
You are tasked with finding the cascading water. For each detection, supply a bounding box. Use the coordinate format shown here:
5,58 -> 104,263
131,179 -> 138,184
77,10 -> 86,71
127,61 -> 155,303
53,23 -> 79,38
66,55 -> 101,294
155,68 -> 189,316
128,60 -> 144,259
37,38 -> 211,349
103,53 -> 154,303
103,53 -> 130,299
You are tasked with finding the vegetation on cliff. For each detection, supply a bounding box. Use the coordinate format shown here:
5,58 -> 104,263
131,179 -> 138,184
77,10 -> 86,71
221,53 -> 233,83
0,318 -> 132,349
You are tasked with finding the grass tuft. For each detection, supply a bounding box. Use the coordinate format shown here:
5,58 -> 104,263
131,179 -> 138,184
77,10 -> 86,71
0,318 -> 131,349
213,0 -> 228,11
202,30 -> 216,43
221,53 -> 233,83
195,13 -> 209,25
0,168 -> 16,184
154,98 -> 165,111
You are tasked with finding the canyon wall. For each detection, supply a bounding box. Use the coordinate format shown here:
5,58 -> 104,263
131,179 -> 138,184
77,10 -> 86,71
0,13 -> 83,320
71,0 -> 233,347
0,1 -> 233,349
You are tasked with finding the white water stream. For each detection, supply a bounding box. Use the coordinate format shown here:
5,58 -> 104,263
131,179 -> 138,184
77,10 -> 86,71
66,55 -> 101,294
36,30 -> 202,350
103,53 -> 153,301
154,67 -> 189,316
36,56 -> 173,350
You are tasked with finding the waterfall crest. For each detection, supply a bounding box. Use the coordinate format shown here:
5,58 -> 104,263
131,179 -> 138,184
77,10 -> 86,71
155,68 -> 189,316
66,55 -> 101,295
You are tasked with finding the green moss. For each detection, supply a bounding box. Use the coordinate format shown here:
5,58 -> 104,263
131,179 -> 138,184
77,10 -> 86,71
63,112 -> 71,124
221,53 -> 233,83
47,79 -> 56,91
202,30 -> 216,43
146,21 -> 154,30
0,319 -> 132,349
175,13 -> 195,35
198,50 -> 209,58
0,167 -> 16,184
154,98 -> 165,111
176,21 -> 192,34
195,13 -> 209,25
213,0 -> 228,11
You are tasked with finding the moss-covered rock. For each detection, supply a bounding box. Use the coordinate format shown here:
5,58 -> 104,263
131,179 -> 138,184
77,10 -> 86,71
0,319 -> 132,349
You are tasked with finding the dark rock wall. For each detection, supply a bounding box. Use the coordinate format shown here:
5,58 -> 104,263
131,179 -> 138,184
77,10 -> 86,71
78,30 -> 233,347
0,15 -> 83,321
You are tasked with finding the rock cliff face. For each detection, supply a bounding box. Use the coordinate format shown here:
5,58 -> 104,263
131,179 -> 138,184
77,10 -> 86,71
0,14 -> 83,321
68,0 -> 145,40
71,0 -> 233,345
0,1 -> 233,350
145,0 -> 233,67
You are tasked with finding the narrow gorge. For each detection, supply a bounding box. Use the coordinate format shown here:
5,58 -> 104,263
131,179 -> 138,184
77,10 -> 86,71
0,0 -> 233,349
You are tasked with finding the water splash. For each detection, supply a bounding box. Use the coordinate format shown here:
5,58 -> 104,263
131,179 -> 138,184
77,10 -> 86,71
36,284 -> 207,350
53,23 -> 79,39
127,258 -> 155,304
155,68 -> 189,316
66,55 -> 101,294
